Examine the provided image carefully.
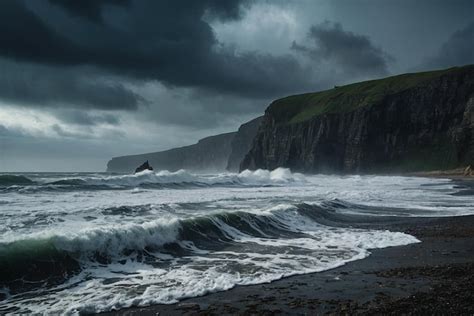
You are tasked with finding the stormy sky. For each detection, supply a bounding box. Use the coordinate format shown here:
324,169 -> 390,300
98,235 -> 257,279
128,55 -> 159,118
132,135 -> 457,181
0,0 -> 473,171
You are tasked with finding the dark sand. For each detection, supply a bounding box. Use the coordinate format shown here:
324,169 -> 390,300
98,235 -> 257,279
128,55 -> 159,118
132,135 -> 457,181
103,180 -> 474,315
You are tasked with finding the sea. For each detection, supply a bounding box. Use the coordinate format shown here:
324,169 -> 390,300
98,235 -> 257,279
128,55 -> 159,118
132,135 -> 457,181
0,168 -> 473,314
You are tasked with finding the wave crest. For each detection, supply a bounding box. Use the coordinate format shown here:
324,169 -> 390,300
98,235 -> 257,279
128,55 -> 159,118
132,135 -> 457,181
0,203 -> 418,291
0,169 -> 306,193
0,203 -> 419,313
94,168 -> 305,187
25,168 -> 305,190
0,175 -> 34,186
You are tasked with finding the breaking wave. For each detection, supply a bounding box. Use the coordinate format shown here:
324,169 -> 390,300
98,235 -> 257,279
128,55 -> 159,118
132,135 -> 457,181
4,171 -> 462,314
79,168 -> 306,187
0,168 -> 306,193
0,203 -> 418,309
0,175 -> 34,186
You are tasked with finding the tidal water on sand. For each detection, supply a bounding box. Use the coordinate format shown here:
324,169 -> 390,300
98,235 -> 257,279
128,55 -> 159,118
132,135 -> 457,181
1,169 -> 473,314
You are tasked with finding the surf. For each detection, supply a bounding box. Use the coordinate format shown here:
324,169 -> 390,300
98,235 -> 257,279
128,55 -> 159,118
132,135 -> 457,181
0,203 -> 418,311
0,168 -> 306,193
1,171 -> 471,314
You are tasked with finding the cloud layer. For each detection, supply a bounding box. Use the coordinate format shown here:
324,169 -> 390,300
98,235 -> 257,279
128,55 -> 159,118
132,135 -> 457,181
0,0 -> 310,99
422,21 -> 474,70
0,0 -> 472,171
292,21 -> 392,77
0,59 -> 140,110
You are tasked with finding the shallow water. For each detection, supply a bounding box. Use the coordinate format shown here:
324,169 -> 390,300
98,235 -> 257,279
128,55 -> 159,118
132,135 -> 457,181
0,169 -> 472,314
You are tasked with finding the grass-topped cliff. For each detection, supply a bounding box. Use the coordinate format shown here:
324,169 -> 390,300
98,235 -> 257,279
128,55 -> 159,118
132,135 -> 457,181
268,65 -> 474,125
241,65 -> 474,173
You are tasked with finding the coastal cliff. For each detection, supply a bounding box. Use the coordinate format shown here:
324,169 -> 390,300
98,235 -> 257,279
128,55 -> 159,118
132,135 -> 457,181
107,116 -> 263,173
226,116 -> 263,171
107,132 -> 235,173
241,65 -> 474,173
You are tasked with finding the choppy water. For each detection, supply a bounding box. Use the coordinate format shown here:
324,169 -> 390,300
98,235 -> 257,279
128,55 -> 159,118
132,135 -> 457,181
0,169 -> 473,314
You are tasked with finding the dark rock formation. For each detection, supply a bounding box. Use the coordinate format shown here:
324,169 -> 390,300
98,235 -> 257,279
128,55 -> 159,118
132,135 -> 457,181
134,160 -> 153,173
241,65 -> 474,173
226,116 -> 263,171
107,132 -> 236,173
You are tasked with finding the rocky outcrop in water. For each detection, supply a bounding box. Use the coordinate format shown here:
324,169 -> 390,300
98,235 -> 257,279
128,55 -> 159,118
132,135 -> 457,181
134,161 -> 153,173
241,65 -> 474,173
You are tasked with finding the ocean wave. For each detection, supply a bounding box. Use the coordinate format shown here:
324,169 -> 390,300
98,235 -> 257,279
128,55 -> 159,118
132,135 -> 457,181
1,168 -> 306,193
0,238 -> 81,294
80,168 -> 306,187
0,217 -> 182,295
1,171 -> 470,314
0,206 -> 296,268
0,175 -> 34,186
0,203 -> 418,298
48,179 -> 87,185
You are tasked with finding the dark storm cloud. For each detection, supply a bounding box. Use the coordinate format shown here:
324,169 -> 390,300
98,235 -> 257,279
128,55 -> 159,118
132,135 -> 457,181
48,0 -> 129,23
203,0 -> 250,21
292,21 -> 392,77
134,83 -> 267,129
50,0 -> 246,23
0,1 -> 80,66
422,21 -> 474,69
0,59 -> 140,110
0,0 -> 309,99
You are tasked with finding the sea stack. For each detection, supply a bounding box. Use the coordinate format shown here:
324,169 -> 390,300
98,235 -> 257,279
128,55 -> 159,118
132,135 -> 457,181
134,161 -> 153,173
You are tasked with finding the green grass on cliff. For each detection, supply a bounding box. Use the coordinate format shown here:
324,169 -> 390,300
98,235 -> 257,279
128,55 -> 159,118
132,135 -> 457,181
269,65 -> 473,125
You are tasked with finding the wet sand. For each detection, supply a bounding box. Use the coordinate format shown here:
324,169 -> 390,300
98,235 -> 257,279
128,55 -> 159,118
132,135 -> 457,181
103,181 -> 474,315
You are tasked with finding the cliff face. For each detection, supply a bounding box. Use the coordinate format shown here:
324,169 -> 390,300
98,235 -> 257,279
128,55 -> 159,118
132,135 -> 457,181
226,116 -> 263,171
107,132 -> 235,173
107,116 -> 264,173
241,65 -> 474,173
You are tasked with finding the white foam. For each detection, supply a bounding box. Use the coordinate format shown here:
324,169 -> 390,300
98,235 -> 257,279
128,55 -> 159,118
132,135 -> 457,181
236,168 -> 306,184
53,217 -> 181,258
52,168 -> 306,188
2,171 -> 474,314
0,217 -> 181,259
1,206 -> 419,314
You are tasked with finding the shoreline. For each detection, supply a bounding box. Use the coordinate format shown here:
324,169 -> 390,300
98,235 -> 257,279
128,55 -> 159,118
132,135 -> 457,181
103,213 -> 474,315
403,167 -> 474,180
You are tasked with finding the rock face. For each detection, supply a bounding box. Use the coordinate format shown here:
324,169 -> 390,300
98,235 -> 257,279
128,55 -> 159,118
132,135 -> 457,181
107,116 -> 264,173
226,116 -> 263,171
241,65 -> 474,173
107,132 -> 236,173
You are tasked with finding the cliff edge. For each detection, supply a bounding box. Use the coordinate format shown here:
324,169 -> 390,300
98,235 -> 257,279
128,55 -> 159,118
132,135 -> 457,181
241,65 -> 474,173
226,116 -> 263,171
